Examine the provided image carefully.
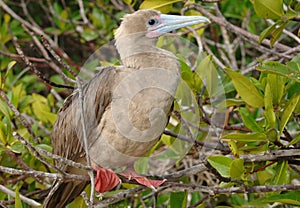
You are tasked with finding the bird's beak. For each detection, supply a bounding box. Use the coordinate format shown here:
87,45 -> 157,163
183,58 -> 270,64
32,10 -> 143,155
147,14 -> 210,38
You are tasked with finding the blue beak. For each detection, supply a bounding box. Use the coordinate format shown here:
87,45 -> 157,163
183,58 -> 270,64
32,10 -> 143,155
147,14 -> 210,37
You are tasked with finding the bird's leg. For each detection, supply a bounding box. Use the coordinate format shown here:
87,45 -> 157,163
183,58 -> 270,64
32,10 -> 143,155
93,167 -> 121,193
120,166 -> 166,190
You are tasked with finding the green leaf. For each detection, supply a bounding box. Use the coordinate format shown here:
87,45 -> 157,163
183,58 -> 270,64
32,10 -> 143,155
222,132 -> 268,142
287,134 -> 300,146
134,157 -> 149,174
0,99 -> 10,118
11,84 -> 25,108
261,191 -> 300,205
228,140 -> 239,157
256,169 -> 274,185
195,55 -> 220,97
280,93 -> 300,133
224,98 -> 245,107
230,159 -> 244,179
140,0 -> 183,12
225,68 -> 264,108
270,21 -> 289,48
273,160 -> 289,185
7,60 -> 16,71
32,94 -> 57,124
257,61 -> 300,83
207,156 -> 232,178
253,0 -> 284,19
36,144 -> 52,153
266,74 -> 285,105
0,128 -> 7,145
15,185 -> 23,208
264,83 -> 276,129
259,23 -> 278,44
284,8 -> 298,20
238,107 -> 263,132
170,191 -> 188,208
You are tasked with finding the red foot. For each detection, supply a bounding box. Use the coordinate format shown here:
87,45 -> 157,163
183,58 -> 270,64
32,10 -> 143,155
94,167 -> 120,193
121,167 -> 166,190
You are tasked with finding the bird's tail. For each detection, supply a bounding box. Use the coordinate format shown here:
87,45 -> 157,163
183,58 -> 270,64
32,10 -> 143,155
43,180 -> 88,208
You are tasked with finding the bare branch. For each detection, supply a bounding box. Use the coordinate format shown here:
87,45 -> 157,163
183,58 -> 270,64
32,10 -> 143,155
0,165 -> 89,182
0,185 -> 41,207
0,89 -> 37,143
76,77 -> 95,203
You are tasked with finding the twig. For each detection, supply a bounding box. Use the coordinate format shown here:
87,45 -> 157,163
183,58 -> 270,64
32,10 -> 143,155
94,187 -> 146,208
12,36 -> 74,89
36,147 -> 91,171
188,195 -> 209,208
12,132 -> 63,174
21,113 -> 51,135
159,182 -> 300,195
0,0 -> 78,71
41,36 -> 78,79
188,4 -> 291,52
0,89 -> 37,143
266,19 -> 300,44
0,185 -> 41,207
161,163 -> 208,181
5,150 -> 48,186
163,129 -> 230,153
76,77 -> 95,203
0,165 -> 89,181
240,149 -> 300,162
173,110 -> 195,143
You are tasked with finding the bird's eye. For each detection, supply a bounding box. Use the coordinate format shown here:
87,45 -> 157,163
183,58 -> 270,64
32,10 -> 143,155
148,18 -> 158,26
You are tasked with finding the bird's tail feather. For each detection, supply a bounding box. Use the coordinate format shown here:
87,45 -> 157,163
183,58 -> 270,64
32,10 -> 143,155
43,180 -> 88,208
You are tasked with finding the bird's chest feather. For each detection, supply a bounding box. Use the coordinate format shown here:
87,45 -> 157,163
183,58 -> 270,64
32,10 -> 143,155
88,67 -> 179,168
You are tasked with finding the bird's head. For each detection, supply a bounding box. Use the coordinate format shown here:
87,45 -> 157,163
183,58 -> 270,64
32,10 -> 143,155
114,9 -> 210,66
115,9 -> 210,39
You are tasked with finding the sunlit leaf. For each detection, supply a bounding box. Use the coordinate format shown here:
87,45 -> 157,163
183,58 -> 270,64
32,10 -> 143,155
273,161 -> 289,185
224,98 -> 245,107
287,134 -> 300,146
257,61 -> 300,83
267,74 -> 285,105
264,83 -> 276,129
230,159 -> 244,179
207,156 -> 232,178
261,191 -> 300,205
15,185 -> 23,208
195,55 -> 220,97
140,0 -> 183,12
228,140 -> 239,157
238,107 -> 263,132
280,93 -> 300,133
270,21 -> 289,47
253,0 -> 284,19
225,68 -> 264,108
0,99 -> 10,118
222,132 -> 268,142
259,23 -> 278,44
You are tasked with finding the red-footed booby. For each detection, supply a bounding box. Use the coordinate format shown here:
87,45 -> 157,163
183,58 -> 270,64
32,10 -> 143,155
44,9 -> 209,208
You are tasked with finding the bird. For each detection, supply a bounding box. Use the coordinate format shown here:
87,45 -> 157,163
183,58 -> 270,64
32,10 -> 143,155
43,9 -> 209,208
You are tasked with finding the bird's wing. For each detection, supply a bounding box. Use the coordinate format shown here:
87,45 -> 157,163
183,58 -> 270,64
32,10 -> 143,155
51,66 -> 116,170
44,66 -> 117,208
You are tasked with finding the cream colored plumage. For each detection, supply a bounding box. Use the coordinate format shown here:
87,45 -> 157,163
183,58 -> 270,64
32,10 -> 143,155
44,10 -> 209,208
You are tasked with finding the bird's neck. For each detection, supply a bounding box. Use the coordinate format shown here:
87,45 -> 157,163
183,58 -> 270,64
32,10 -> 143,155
115,34 -> 178,69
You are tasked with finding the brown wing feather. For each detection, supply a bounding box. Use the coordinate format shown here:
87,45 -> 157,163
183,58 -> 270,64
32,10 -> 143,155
44,66 -> 116,208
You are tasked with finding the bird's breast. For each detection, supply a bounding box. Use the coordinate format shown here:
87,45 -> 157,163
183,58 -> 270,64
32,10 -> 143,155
89,66 -> 180,169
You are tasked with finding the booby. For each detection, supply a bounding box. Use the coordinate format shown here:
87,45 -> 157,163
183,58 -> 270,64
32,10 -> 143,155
44,9 -> 209,207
